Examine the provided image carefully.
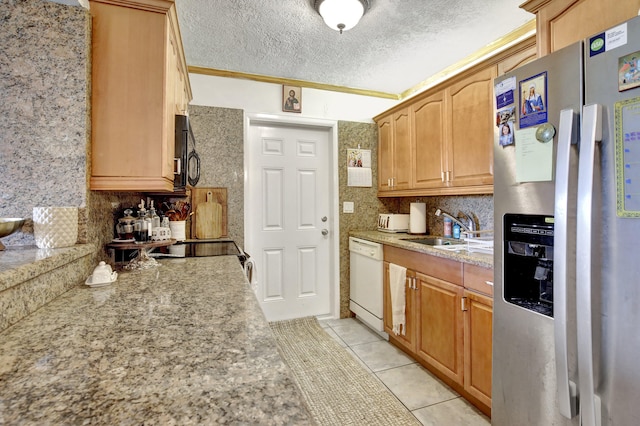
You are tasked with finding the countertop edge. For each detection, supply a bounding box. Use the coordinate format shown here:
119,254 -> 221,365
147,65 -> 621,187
349,230 -> 493,269
0,244 -> 96,291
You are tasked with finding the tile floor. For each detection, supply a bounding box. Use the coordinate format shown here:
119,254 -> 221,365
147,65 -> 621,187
319,317 -> 490,426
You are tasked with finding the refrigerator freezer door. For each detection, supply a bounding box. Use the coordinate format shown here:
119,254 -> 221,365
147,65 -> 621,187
582,15 -> 640,426
493,42 -> 583,426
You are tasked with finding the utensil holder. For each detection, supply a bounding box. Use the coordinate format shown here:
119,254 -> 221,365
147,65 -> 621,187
169,220 -> 186,241
33,207 -> 78,248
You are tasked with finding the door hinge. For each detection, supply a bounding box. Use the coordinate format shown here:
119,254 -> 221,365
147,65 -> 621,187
461,297 -> 468,311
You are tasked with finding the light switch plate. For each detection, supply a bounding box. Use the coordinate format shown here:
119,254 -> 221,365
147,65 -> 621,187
343,201 -> 354,213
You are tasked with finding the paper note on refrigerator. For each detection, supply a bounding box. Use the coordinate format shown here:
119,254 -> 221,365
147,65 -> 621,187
515,127 -> 553,182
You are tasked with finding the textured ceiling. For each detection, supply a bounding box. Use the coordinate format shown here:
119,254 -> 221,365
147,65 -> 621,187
175,0 -> 534,96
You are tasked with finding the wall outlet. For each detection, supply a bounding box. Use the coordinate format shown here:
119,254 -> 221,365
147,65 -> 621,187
343,201 -> 354,213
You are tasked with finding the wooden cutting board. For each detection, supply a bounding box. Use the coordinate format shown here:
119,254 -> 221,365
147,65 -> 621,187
191,187 -> 227,239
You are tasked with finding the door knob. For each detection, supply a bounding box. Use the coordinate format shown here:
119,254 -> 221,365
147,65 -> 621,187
321,229 -> 329,236
321,216 -> 327,222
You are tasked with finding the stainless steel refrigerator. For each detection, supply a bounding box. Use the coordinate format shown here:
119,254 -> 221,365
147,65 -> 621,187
493,16 -> 640,426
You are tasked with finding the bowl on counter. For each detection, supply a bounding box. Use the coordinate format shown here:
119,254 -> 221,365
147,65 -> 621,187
0,218 -> 26,250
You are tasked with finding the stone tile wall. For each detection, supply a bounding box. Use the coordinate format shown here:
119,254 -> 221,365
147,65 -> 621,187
188,105 -> 245,250
0,0 -> 90,247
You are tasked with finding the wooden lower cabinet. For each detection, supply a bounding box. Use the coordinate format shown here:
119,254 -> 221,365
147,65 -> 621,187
464,290 -> 493,408
383,245 -> 492,417
415,272 -> 464,384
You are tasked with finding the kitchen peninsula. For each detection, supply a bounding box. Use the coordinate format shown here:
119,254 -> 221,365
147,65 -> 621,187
0,255 -> 311,424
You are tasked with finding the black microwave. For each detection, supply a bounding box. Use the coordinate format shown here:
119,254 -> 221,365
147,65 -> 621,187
175,114 -> 200,189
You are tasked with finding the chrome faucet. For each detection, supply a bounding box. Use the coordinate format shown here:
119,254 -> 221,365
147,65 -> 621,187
434,208 -> 477,238
456,211 -> 477,236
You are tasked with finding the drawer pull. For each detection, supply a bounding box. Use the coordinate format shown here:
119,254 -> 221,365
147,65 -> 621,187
485,281 -> 494,286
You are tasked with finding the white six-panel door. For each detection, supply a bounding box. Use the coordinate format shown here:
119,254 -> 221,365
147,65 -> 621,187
247,120 -> 332,321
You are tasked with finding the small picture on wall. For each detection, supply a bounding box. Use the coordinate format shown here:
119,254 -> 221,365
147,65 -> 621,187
283,85 -> 301,113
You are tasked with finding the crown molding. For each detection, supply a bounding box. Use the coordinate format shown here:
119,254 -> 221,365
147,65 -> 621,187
399,18 -> 537,100
187,66 -> 400,100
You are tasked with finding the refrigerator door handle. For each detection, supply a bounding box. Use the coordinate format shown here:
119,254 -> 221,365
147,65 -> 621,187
554,108 -> 578,419
577,103 -> 603,426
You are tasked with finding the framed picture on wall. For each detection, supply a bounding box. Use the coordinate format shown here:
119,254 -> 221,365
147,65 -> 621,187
283,85 -> 301,113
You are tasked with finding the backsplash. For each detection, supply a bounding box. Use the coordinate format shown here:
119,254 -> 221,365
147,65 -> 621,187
396,195 -> 493,236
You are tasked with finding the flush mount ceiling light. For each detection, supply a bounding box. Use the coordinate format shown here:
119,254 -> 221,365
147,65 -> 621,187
314,0 -> 371,34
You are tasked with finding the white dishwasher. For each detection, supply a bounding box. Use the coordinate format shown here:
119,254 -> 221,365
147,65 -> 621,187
349,237 -> 387,337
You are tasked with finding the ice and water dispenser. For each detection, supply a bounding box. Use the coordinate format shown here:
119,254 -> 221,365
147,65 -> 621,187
503,214 -> 554,317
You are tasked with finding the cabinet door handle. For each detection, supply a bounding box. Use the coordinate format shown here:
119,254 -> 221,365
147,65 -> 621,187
485,281 -> 494,286
441,171 -> 445,182
412,277 -> 417,290
461,297 -> 467,311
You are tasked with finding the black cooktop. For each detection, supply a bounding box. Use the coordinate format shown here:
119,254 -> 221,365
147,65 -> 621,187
152,239 -> 245,259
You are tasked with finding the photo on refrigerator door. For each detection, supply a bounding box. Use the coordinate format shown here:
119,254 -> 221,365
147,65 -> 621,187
519,72 -> 547,129
496,106 -> 515,146
618,50 -> 640,91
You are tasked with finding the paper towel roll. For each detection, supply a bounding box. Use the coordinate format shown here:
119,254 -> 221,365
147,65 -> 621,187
409,203 -> 427,234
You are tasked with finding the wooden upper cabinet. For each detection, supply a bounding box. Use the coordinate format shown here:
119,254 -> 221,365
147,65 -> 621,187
374,36 -> 537,197
377,115 -> 393,192
90,0 -> 192,192
446,66 -> 496,187
412,91 -> 447,189
393,109 -> 412,191
521,0 -> 640,56
376,108 -> 411,192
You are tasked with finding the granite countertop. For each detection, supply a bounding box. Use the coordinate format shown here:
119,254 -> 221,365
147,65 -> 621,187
0,256 -> 312,425
349,230 -> 493,269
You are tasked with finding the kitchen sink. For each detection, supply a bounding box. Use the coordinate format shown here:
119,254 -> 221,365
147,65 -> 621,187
402,237 -> 465,246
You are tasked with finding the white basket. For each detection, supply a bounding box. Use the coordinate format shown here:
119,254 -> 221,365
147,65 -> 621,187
33,207 -> 78,249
